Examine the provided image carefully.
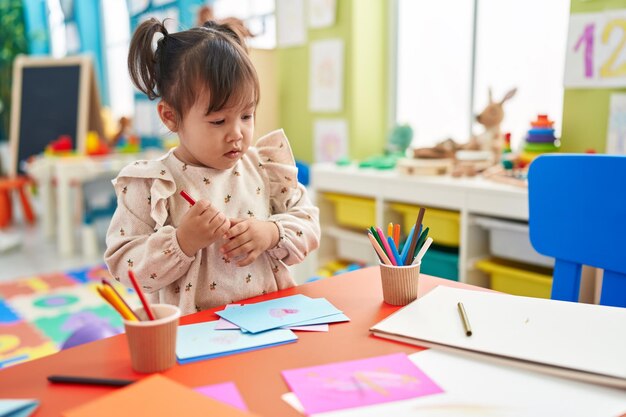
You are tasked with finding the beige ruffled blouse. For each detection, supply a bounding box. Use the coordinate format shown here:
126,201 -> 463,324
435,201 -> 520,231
104,129 -> 320,315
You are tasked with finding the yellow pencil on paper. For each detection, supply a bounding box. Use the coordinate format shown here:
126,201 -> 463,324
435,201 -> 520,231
368,232 -> 392,265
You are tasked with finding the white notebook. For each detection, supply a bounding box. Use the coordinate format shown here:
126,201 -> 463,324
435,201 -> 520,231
370,286 -> 626,389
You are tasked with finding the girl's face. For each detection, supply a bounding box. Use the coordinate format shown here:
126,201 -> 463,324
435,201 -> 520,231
166,93 -> 255,170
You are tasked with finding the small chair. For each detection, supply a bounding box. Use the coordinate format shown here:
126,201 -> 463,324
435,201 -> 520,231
528,154 -> 626,307
0,176 -> 36,228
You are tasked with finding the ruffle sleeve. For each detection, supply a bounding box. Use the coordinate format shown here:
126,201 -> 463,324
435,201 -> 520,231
255,129 -> 299,213
112,159 -> 177,228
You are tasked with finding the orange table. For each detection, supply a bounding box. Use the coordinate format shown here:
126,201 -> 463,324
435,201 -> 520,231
0,267 -> 481,416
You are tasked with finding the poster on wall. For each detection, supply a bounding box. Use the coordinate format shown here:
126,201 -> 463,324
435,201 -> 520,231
564,10 -> 626,88
308,0 -> 336,29
309,39 -> 344,112
276,0 -> 307,47
314,119 -> 348,163
606,93 -> 626,154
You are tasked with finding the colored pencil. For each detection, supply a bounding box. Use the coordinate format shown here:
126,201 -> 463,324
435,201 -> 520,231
413,227 -> 430,258
393,224 -> 400,248
369,226 -> 383,250
367,232 -> 392,265
96,286 -> 137,321
387,223 -> 393,237
404,208 -> 425,265
387,236 -> 402,266
48,375 -> 136,387
101,279 -> 139,321
180,190 -> 196,206
375,227 -> 396,266
412,237 -> 433,265
399,224 -> 415,265
127,270 -> 155,321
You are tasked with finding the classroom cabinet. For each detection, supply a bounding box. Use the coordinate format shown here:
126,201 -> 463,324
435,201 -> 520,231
311,163 -> 533,289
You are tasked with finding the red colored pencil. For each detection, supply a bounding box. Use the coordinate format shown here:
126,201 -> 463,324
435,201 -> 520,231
180,190 -> 196,206
127,270 -> 155,321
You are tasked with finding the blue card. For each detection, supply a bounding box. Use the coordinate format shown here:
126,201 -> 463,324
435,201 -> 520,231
286,311 -> 350,327
216,295 -> 343,334
0,399 -> 39,417
176,320 -> 298,364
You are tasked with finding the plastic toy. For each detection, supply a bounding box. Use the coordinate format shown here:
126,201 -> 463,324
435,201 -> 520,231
412,88 -> 517,176
61,321 -> 120,349
45,135 -> 73,155
86,131 -> 109,155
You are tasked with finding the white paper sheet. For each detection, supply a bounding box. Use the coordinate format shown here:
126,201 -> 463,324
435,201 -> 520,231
308,0 -> 336,28
276,0 -> 307,47
313,119 -> 348,163
309,39 -> 344,112
289,350 -> 626,417
370,286 -> 626,386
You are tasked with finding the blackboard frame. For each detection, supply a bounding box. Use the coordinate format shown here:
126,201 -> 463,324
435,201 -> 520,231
9,55 -> 103,176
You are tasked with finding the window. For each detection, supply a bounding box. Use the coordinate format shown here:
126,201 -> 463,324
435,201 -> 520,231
213,0 -> 276,49
101,0 -> 134,119
395,0 -> 570,150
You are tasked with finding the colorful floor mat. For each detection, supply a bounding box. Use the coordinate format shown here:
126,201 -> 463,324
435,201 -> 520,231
0,265 -> 140,369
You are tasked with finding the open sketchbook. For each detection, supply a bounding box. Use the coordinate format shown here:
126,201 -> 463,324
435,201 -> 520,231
370,286 -> 626,389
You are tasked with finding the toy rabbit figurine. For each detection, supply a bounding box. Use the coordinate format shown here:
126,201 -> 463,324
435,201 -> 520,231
469,87 -> 517,157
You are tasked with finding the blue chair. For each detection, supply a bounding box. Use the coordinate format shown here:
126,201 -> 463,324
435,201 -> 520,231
528,154 -> 626,307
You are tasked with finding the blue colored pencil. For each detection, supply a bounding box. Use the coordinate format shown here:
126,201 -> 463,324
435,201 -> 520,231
399,225 -> 415,264
387,236 -> 402,266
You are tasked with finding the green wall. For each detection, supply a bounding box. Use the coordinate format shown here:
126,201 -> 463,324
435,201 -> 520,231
562,0 -> 626,153
278,0 -> 388,163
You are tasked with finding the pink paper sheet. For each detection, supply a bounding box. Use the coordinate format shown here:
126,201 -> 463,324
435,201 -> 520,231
193,381 -> 248,411
282,353 -> 443,415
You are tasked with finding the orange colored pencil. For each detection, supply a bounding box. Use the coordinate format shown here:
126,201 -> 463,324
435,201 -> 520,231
101,279 -> 139,321
127,270 -> 155,321
96,286 -> 137,321
393,223 -> 400,248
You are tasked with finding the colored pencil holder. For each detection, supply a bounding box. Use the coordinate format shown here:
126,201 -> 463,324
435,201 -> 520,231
123,304 -> 180,373
379,262 -> 421,306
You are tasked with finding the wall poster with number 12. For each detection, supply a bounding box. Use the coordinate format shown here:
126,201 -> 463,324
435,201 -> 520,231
565,10 -> 626,88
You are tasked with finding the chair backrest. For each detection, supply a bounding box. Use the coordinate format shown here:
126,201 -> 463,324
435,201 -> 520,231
528,154 -> 626,307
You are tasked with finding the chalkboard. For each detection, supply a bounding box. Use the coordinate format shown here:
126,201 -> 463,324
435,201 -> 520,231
9,55 -> 103,175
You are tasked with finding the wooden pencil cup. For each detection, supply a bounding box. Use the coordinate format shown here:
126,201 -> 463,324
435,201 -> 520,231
379,262 -> 421,306
123,304 -> 180,373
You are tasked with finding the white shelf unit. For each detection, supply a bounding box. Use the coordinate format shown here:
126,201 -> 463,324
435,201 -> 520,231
311,163 -> 529,288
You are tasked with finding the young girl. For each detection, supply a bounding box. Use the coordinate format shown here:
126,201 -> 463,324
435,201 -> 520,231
104,18 -> 320,315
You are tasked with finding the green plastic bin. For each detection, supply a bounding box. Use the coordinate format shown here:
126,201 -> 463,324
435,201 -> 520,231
420,246 -> 459,281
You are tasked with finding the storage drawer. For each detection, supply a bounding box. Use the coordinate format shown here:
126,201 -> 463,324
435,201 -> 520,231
476,258 -> 553,299
323,193 -> 376,230
420,246 -> 459,281
336,234 -> 380,264
475,217 -> 554,267
391,203 -> 460,247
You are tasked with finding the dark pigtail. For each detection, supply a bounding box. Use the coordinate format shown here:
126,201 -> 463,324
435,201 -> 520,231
127,18 -> 168,99
202,19 -> 251,52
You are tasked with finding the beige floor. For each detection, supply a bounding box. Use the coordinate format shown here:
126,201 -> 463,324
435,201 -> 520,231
0,222 -> 105,282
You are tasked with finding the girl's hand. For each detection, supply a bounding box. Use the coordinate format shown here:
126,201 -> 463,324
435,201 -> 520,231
220,218 -> 279,266
176,200 -> 230,257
